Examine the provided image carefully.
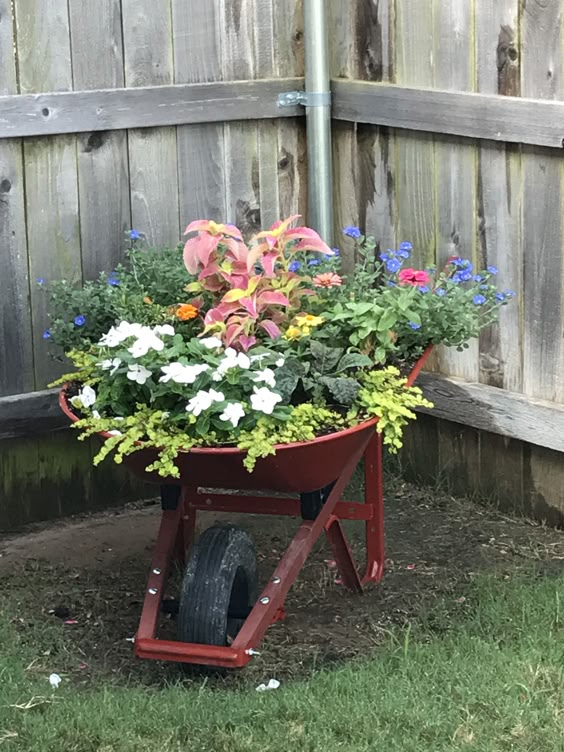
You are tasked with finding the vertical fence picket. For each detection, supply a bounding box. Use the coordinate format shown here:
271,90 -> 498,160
69,0 -> 130,278
122,0 -> 180,246
0,0 -> 34,396
15,0 -> 81,388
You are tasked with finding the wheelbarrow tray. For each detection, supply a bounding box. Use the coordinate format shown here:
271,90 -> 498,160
58,347 -> 430,493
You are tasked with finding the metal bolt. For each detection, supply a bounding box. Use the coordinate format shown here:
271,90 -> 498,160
245,648 -> 261,656
148,587 -> 158,595
152,568 -> 161,575
206,498 -> 212,506
260,596 -> 270,605
271,576 -> 281,584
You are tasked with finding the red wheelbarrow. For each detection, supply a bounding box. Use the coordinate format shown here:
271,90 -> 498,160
59,349 -> 430,669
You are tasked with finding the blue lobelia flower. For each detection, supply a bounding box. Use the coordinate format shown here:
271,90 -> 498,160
379,251 -> 390,262
435,288 -> 447,297
396,249 -> 410,259
74,314 -> 86,327
129,229 -> 141,240
399,241 -> 413,251
495,292 -> 505,302
473,275 -> 483,282
343,225 -> 361,239
418,286 -> 430,294
453,269 -> 472,283
386,258 -> 402,273
487,265 -> 498,275
108,273 -> 120,287
408,322 -> 421,330
331,247 -> 341,256
473,294 -> 486,306
386,280 -> 397,287
42,329 -> 51,339
36,277 -> 46,286
289,261 -> 301,272
504,289 -> 516,297
308,258 -> 321,267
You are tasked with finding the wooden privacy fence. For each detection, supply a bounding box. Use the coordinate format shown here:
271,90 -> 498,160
1,0 -> 564,523
329,0 -> 564,518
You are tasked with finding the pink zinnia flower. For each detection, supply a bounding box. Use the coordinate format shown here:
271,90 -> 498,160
398,268 -> 430,287
312,272 -> 343,288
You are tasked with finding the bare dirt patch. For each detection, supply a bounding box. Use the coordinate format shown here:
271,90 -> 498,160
2,479 -> 564,687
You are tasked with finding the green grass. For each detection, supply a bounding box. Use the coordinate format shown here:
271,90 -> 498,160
2,574 -> 564,751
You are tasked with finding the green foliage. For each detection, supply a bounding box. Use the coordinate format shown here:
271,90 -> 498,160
352,367 -> 434,452
237,404 -> 346,472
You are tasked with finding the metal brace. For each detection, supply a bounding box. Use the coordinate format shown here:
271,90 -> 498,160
277,90 -> 331,108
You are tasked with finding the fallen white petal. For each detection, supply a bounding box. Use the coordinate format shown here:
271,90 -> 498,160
49,673 -> 62,688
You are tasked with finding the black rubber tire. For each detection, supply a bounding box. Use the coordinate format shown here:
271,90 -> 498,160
177,525 -> 258,657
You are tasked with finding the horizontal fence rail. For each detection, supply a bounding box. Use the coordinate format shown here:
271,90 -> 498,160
331,80 -> 564,149
0,79 -> 304,138
416,374 -> 564,454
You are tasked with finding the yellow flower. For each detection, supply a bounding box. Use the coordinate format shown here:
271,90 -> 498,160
295,313 -> 324,328
284,326 -> 303,341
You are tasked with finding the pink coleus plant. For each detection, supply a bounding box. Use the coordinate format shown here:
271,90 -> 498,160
182,217 -> 332,350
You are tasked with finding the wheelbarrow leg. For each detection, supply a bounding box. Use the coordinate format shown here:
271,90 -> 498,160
324,515 -> 363,593
363,432 -> 385,584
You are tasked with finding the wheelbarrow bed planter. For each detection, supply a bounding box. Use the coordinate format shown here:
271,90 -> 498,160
59,348 -> 431,669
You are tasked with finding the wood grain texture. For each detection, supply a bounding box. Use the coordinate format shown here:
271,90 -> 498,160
24,136 -> 82,387
70,0 -> 130,279
328,0 -> 360,262
433,1 -> 478,381
0,0 -> 34,396
521,2 -> 564,403
174,0 -> 226,227
476,1 -> 522,392
0,79 -> 304,138
123,0 -> 179,246
0,390 -> 66,439
13,0 -> 72,93
394,0 -> 435,269
417,373 -> 564,453
355,1 -> 396,255
331,80 -> 564,149
14,1 -> 81,389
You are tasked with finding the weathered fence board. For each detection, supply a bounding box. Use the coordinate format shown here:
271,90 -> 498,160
0,80 -> 304,139
394,0 -> 435,270
433,1 -> 478,383
332,81 -> 564,149
14,2 -> 82,388
476,1 -> 522,394
70,0 -> 131,279
521,3 -> 564,405
0,0 -> 34,398
123,0 -> 180,246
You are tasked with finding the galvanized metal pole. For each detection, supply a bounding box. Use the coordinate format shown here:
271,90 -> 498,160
303,0 -> 333,245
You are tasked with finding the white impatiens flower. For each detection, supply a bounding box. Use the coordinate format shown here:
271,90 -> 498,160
199,336 -> 223,350
99,321 -> 144,347
275,357 -> 285,367
128,331 -> 165,358
153,324 -> 175,336
186,389 -> 225,417
249,352 -> 269,364
250,386 -> 282,415
252,368 -> 276,388
159,362 -> 209,384
100,357 -> 121,375
127,364 -> 152,385
219,402 -> 246,428
80,385 -> 97,407
70,385 -> 97,410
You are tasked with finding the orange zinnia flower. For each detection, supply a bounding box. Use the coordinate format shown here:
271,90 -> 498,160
176,304 -> 199,321
312,272 -> 343,288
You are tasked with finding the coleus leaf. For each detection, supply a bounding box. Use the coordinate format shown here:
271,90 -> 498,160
258,319 -> 282,339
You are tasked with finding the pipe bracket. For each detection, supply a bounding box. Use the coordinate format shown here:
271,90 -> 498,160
277,90 -> 331,108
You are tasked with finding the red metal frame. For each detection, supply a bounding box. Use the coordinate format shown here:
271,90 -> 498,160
133,431 -> 385,667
